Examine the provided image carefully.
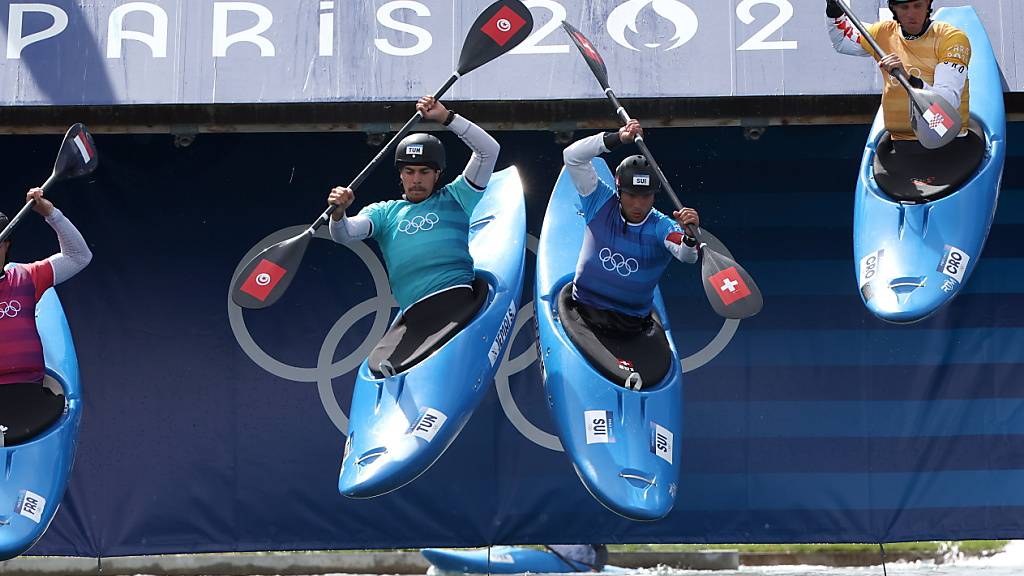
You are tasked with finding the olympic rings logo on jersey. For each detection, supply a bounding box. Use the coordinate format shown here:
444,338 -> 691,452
397,213 -> 440,235
599,248 -> 640,277
0,300 -> 22,318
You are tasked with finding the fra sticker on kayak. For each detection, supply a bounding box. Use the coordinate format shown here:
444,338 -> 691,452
937,245 -> 970,284
651,423 -> 673,464
16,490 -> 45,524
584,410 -> 614,444
409,407 -> 447,442
491,554 -> 515,564
488,302 -> 517,367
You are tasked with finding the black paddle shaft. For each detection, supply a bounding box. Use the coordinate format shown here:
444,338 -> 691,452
834,0 -> 921,106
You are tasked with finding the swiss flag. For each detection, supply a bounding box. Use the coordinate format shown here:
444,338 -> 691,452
239,258 -> 287,302
481,5 -> 527,46
709,267 -> 751,306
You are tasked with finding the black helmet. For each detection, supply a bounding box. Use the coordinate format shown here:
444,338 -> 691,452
889,0 -> 932,20
615,155 -> 660,196
395,133 -> 445,171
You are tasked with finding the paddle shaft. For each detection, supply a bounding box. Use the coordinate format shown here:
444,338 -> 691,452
311,72 -> 460,232
602,87 -> 698,240
834,0 -> 924,108
0,171 -> 59,245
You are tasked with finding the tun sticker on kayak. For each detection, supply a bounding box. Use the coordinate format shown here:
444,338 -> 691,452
409,407 -> 447,442
585,410 -> 614,444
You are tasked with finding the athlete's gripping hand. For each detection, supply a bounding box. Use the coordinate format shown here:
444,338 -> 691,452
417,96 -> 449,124
28,187 -> 54,218
328,186 -> 355,221
618,120 -> 643,144
672,207 -> 700,230
826,0 -> 843,18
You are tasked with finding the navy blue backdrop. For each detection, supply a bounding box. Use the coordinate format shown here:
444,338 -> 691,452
3,122 -> 1023,557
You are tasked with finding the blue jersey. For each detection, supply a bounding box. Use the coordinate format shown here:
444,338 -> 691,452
360,176 -> 483,310
573,179 -> 684,317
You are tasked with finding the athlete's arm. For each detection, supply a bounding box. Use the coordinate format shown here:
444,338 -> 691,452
563,133 -> 611,198
826,2 -> 871,58
923,34 -> 971,109
447,114 -> 500,191
329,213 -> 372,243
664,231 -> 699,264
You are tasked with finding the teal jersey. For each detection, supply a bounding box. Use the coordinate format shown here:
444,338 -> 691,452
360,175 -> 484,310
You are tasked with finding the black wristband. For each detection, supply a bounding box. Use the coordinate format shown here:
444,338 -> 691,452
826,0 -> 843,18
603,131 -> 624,151
442,110 -> 456,126
907,75 -> 925,89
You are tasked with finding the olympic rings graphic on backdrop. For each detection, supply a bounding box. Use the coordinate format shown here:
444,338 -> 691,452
0,300 -> 22,318
229,228 -> 740,448
497,18 -> 512,32
397,212 -> 439,235
599,247 -> 639,277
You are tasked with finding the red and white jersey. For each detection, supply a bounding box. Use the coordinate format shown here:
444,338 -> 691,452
0,261 -> 55,385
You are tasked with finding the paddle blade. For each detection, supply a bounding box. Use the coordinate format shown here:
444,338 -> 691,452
909,89 -> 961,149
231,231 -> 313,309
700,243 -> 763,320
48,123 -> 99,189
457,0 -> 533,75
562,20 -> 611,90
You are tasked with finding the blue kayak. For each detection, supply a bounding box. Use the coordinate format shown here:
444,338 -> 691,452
339,167 -> 525,498
0,288 -> 81,560
534,160 -> 682,521
853,6 -> 1005,323
422,547 -> 625,574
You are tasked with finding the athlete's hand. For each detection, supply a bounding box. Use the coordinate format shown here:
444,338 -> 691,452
672,207 -> 700,229
328,186 -> 355,220
826,0 -> 843,18
619,120 -> 643,144
879,53 -> 907,78
417,96 -> 449,123
28,187 -> 54,217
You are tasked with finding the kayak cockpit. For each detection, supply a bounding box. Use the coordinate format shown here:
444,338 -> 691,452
0,375 -> 66,447
367,275 -> 489,378
873,125 -> 985,203
555,283 -> 671,390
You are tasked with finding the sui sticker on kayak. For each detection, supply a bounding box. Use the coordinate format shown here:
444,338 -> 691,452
651,423 -> 673,464
584,410 -> 614,444
488,302 -> 517,367
15,490 -> 45,524
937,245 -> 970,284
409,408 -> 447,442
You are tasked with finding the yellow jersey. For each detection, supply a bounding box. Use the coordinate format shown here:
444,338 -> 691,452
860,21 -> 971,140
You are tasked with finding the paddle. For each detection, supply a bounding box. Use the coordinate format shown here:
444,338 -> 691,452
561,21 -> 763,320
0,123 -> 98,245
833,0 -> 960,149
231,0 -> 534,309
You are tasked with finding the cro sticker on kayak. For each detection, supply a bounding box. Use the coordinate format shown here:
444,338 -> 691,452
858,249 -> 884,301
651,423 -> 673,464
937,245 -> 970,284
488,302 -> 518,367
15,490 -> 45,524
584,410 -> 614,444
409,407 -> 447,442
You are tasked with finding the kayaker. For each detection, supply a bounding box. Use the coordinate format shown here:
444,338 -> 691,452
326,95 -> 500,373
0,187 -> 92,446
546,544 -> 609,572
561,120 -> 700,338
826,0 -> 971,153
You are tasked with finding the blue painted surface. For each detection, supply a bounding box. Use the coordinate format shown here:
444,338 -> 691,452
852,7 -> 1006,323
0,117 -> 1018,554
0,289 -> 80,560
338,167 -> 526,498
